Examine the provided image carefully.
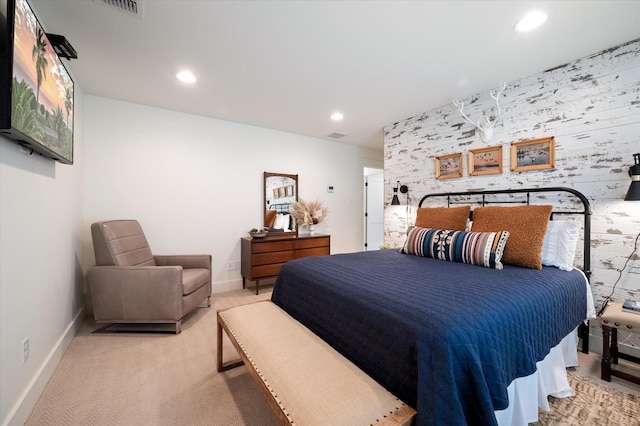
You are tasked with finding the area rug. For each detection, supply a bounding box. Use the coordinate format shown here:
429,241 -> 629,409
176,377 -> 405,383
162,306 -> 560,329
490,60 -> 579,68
533,371 -> 640,425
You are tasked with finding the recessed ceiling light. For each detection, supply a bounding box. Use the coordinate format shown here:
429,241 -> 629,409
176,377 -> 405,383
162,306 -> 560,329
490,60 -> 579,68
331,112 -> 344,121
176,70 -> 197,84
514,11 -> 548,32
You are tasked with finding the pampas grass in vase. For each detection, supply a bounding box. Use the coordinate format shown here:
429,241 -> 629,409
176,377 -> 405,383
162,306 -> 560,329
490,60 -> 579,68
290,199 -> 328,235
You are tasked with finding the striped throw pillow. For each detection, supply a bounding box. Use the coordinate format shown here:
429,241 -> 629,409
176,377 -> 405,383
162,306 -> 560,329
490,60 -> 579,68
402,227 -> 510,270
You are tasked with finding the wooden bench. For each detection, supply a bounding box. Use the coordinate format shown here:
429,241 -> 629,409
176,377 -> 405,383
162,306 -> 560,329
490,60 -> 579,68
217,300 -> 416,426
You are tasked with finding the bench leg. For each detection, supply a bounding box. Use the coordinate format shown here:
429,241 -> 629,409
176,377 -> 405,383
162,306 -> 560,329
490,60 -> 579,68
217,315 -> 223,371
217,312 -> 244,372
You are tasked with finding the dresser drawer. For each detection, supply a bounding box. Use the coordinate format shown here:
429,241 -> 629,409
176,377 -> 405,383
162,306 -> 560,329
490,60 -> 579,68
295,247 -> 330,259
251,263 -> 286,279
296,236 -> 330,250
252,240 -> 295,253
253,251 -> 295,266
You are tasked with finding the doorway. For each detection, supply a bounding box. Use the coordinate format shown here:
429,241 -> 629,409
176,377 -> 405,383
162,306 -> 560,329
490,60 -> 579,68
364,168 -> 384,251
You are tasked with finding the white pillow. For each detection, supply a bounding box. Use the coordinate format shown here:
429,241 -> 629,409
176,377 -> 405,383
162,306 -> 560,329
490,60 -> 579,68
281,214 -> 291,231
272,214 -> 283,229
541,219 -> 581,271
273,213 -> 290,231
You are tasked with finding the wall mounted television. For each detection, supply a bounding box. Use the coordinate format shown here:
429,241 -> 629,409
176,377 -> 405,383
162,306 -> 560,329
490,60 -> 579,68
0,0 -> 74,164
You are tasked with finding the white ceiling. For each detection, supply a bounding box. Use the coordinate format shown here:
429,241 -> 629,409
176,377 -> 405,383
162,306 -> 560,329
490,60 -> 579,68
29,0 -> 640,150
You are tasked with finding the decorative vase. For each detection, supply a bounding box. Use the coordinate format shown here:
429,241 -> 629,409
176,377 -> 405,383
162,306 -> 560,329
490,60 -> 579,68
308,224 -> 316,235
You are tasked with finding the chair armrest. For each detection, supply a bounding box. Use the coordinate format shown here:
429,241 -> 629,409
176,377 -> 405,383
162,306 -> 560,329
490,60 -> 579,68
87,266 -> 184,321
155,254 -> 211,270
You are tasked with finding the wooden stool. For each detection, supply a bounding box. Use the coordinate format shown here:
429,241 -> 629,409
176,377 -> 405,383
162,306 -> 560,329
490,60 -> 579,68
601,302 -> 640,385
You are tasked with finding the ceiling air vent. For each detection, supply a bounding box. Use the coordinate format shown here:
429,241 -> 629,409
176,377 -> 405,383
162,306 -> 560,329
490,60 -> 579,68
327,132 -> 347,139
93,0 -> 144,18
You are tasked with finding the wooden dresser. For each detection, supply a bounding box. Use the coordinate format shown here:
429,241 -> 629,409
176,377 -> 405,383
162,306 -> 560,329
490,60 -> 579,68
241,234 -> 330,294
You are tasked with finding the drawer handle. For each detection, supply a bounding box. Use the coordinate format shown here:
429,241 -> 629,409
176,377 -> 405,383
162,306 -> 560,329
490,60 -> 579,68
627,325 -> 633,330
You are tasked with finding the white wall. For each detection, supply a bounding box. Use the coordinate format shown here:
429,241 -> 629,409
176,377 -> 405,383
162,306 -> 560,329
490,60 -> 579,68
0,91 -> 85,425
383,39 -> 640,351
83,95 -> 382,294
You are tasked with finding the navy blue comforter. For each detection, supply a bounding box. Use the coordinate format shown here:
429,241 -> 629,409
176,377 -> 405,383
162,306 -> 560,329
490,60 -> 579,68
271,249 -> 587,426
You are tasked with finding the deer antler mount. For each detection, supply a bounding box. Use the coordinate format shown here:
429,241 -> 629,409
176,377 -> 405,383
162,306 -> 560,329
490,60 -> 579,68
453,83 -> 506,143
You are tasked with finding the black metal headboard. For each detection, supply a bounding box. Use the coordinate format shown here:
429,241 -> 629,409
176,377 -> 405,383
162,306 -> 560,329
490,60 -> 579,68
418,187 -> 592,280
269,203 -> 291,213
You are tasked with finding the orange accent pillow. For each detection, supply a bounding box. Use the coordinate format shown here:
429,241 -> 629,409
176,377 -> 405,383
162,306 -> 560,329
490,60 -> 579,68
265,210 -> 277,228
471,205 -> 553,269
415,206 -> 470,231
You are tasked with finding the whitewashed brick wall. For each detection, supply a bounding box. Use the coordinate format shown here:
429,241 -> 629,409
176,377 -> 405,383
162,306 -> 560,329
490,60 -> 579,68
383,38 -> 640,349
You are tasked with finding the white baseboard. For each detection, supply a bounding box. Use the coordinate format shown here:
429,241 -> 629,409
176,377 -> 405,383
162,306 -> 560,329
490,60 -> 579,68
211,278 -> 276,294
2,306 -> 85,426
212,278 -> 243,293
212,278 -> 277,294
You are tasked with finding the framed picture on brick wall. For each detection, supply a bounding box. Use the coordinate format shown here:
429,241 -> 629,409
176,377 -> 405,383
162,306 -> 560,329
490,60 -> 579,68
469,146 -> 503,176
511,137 -> 555,172
436,152 -> 463,179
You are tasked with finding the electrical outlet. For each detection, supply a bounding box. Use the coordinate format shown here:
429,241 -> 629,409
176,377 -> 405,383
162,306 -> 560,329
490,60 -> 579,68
22,337 -> 29,364
227,261 -> 241,271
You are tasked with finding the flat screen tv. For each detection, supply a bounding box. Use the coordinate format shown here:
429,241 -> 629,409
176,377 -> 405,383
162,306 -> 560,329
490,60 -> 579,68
0,0 -> 74,164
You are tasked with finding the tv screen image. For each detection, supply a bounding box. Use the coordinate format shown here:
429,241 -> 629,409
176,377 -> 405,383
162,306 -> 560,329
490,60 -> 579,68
1,0 -> 74,164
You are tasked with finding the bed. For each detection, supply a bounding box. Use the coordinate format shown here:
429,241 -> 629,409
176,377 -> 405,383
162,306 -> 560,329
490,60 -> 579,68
271,187 -> 595,426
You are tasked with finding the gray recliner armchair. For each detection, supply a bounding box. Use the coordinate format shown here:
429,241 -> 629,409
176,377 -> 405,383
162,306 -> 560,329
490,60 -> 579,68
87,220 -> 211,333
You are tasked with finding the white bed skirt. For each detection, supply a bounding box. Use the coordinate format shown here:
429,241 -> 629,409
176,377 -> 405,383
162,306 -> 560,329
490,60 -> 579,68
495,270 -> 595,425
494,328 -> 580,425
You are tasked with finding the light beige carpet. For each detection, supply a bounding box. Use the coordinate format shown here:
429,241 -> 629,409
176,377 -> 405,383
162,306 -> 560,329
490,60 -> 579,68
26,288 -> 280,426
26,287 -> 640,425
